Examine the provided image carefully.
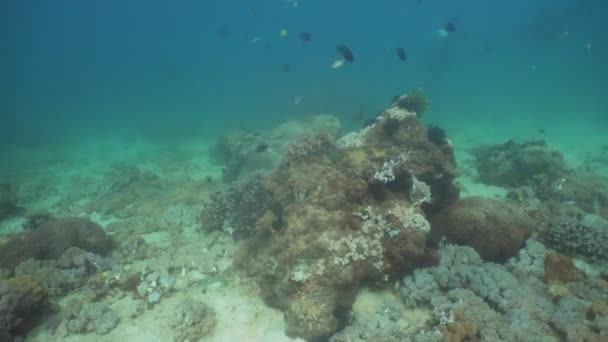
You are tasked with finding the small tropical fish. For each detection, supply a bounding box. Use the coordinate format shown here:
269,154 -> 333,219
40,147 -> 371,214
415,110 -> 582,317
282,63 -> 292,71
332,45 -> 355,69
395,48 -> 407,61
250,36 -> 262,44
280,29 -> 288,38
299,32 -> 312,42
437,21 -> 456,37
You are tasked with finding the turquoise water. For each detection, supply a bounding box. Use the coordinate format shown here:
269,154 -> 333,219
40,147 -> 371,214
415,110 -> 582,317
1,1 -> 608,341
2,0 -> 605,147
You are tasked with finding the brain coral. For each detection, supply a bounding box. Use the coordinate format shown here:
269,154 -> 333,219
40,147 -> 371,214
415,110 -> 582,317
431,197 -> 534,262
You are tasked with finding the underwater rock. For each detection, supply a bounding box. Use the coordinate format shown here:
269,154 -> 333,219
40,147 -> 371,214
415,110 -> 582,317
0,217 -> 113,271
225,94 -> 458,340
59,299 -> 119,335
472,139 -> 568,188
0,276 -> 48,341
431,197 -> 534,262
170,299 -> 217,341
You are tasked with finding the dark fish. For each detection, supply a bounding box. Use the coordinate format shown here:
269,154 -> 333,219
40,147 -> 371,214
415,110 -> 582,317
299,32 -> 312,42
538,128 -> 545,134
282,64 -> 291,71
255,142 -> 269,153
395,48 -> 407,61
481,43 -> 493,53
444,21 -> 456,33
217,28 -> 229,37
336,45 -> 355,63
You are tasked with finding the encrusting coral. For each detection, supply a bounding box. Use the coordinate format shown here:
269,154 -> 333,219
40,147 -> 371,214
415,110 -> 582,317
202,92 -> 458,340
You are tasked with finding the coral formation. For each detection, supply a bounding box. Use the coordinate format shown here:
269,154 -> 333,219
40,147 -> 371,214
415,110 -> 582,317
472,139 -> 568,188
430,197 -> 534,261
394,89 -> 429,115
205,95 -> 458,340
0,217 -> 112,271
211,115 -> 342,182
200,173 -> 277,239
544,251 -> 577,283
0,276 -> 48,341
545,213 -> 608,261
400,242 -> 608,341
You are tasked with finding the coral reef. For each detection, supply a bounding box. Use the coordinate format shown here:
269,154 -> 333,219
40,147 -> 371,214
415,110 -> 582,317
430,197 -> 534,261
0,217 -> 112,271
545,213 -> 608,261
472,139 -> 568,188
401,242 -> 608,341
200,173 -> 277,239
211,115 -> 342,182
206,95 -> 459,340
0,276 -> 48,341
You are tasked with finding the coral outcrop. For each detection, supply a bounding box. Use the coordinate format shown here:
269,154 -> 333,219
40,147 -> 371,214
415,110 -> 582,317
202,94 -> 458,340
430,197 -> 535,261
211,115 -> 343,182
0,217 -> 112,271
472,139 -> 568,188
0,276 -> 48,341
545,213 -> 608,261
401,243 -> 608,341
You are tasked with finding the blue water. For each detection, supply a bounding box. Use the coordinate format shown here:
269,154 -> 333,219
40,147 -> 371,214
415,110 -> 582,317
1,0 -> 606,147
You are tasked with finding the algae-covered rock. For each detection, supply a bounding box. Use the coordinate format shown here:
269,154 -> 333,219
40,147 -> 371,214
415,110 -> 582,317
209,93 -> 459,340
170,299 -> 217,341
0,217 -> 112,271
61,299 -> 119,335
